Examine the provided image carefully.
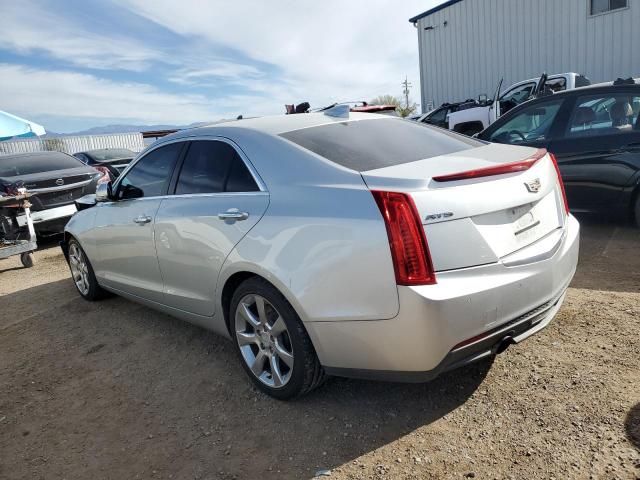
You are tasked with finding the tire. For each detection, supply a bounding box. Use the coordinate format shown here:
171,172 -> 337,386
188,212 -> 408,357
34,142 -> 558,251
230,277 -> 326,400
66,238 -> 110,301
635,194 -> 640,228
20,252 -> 33,268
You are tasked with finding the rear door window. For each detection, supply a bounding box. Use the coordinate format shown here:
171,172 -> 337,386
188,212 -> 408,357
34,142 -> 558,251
175,140 -> 259,194
565,93 -> 640,138
280,118 -> 482,172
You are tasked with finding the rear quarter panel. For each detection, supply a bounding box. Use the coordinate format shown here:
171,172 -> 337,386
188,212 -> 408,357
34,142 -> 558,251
216,130 -> 400,323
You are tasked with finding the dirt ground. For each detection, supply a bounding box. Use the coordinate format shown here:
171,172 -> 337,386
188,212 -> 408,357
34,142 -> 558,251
1,218 -> 639,480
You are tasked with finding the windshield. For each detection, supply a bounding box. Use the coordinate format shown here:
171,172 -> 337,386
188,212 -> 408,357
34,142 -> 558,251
0,153 -> 84,177
281,118 -> 483,172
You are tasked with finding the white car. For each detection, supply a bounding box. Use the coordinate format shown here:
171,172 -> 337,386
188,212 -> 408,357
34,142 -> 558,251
448,73 -> 591,135
62,110 -> 580,399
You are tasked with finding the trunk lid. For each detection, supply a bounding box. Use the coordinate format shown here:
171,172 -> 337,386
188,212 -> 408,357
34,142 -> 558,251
362,143 -> 566,272
1,167 -> 100,211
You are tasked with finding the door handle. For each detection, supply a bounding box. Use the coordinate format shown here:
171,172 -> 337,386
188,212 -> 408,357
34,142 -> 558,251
218,209 -> 249,221
133,215 -> 152,225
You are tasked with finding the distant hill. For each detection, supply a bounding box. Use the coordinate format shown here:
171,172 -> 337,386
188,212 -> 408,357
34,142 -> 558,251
44,121 -> 225,137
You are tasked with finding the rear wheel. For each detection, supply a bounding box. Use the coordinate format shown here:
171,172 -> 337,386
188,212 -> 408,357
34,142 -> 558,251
67,239 -> 109,301
230,277 -> 325,400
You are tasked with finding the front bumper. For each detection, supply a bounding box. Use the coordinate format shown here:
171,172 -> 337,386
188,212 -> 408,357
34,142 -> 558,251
306,215 -> 580,382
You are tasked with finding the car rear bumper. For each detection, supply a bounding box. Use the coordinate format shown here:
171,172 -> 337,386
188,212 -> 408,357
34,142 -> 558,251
306,214 -> 580,382
16,204 -> 77,227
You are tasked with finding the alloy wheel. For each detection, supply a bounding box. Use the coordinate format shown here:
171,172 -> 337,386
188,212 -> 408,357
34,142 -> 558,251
235,294 -> 294,388
68,243 -> 90,296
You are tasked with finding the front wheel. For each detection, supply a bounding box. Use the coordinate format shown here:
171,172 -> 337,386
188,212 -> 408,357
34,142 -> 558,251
230,278 -> 325,400
67,239 -> 110,301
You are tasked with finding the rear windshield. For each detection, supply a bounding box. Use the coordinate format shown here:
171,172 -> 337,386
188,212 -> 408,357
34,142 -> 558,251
280,118 -> 483,171
89,148 -> 135,161
0,153 -> 84,177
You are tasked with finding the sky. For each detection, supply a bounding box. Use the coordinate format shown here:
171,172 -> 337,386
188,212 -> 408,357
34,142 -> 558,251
0,0 -> 444,133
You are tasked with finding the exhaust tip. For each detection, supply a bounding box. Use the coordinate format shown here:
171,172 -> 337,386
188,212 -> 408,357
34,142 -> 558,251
495,336 -> 515,355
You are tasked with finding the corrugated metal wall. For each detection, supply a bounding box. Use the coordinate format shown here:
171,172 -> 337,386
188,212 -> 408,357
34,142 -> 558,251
415,0 -> 640,111
0,132 -> 145,155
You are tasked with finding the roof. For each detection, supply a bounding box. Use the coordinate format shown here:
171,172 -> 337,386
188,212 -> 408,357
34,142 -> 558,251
168,111 -> 388,139
409,0 -> 465,23
0,151 -> 73,160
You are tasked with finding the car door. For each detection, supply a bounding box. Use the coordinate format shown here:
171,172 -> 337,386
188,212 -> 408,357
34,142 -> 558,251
547,90 -> 640,212
92,141 -> 185,302
154,138 -> 269,317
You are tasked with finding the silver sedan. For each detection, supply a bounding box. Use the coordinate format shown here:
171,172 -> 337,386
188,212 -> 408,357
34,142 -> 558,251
62,110 -> 579,399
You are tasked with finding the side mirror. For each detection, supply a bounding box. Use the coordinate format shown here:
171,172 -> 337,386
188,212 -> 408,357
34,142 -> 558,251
95,182 -> 112,202
478,94 -> 488,103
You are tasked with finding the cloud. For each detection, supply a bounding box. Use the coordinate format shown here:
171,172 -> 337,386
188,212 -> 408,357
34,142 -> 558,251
0,1 -> 442,131
116,0 -> 434,105
0,64 -> 222,125
0,1 -> 160,71
168,61 -> 266,86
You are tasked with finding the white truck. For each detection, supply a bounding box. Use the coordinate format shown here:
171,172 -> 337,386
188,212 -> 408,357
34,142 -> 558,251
447,73 -> 591,136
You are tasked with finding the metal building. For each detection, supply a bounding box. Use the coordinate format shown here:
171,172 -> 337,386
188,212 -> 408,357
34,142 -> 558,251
410,0 -> 640,112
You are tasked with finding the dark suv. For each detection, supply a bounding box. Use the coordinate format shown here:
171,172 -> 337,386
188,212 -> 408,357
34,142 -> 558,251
477,82 -> 640,226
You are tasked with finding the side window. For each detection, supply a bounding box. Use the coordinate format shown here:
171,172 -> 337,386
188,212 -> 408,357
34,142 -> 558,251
545,77 -> 567,93
118,142 -> 182,199
175,140 -> 259,195
566,93 -> 640,138
489,99 -> 564,144
74,153 -> 88,164
426,108 -> 447,125
501,83 -> 535,106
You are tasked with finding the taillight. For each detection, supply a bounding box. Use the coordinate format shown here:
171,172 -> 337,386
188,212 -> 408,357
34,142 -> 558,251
549,153 -> 569,214
371,191 -> 436,286
93,166 -> 111,184
432,148 -> 548,182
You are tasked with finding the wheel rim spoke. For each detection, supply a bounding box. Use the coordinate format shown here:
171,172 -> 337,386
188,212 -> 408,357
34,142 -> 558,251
269,316 -> 287,337
270,354 -> 284,387
250,351 -> 267,376
274,342 -> 294,369
255,296 -> 267,325
237,331 -> 258,346
238,302 -> 260,329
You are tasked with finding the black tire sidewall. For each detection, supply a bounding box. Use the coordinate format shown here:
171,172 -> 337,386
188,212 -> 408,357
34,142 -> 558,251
229,278 -> 312,400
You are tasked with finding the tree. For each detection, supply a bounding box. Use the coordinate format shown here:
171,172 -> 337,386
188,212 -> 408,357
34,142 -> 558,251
370,95 -> 401,108
370,92 -> 418,118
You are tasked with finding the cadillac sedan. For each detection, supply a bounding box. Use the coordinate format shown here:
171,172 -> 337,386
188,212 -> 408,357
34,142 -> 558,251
61,110 -> 580,399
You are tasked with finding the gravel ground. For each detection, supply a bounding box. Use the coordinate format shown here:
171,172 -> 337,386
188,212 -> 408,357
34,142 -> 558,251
0,219 -> 639,480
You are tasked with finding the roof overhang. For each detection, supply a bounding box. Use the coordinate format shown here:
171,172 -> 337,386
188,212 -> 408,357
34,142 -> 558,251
409,0 -> 465,23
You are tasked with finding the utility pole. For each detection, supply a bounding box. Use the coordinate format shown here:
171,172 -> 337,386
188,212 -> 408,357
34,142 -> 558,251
401,76 -> 412,108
